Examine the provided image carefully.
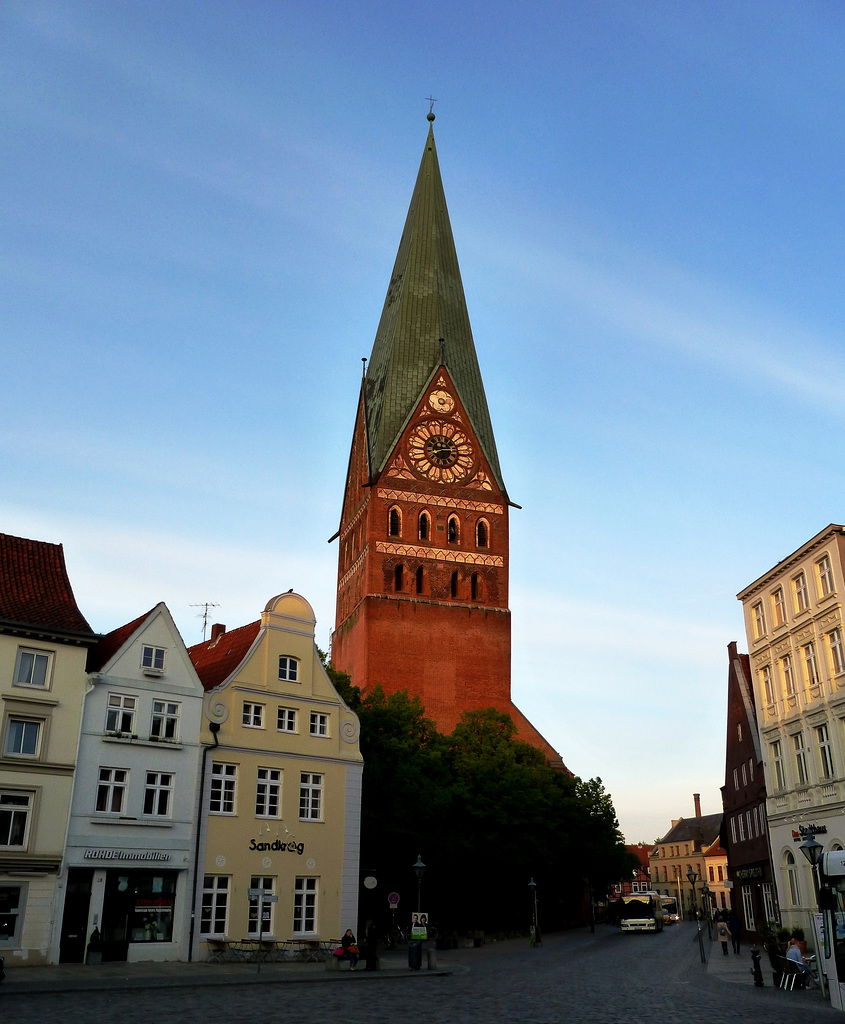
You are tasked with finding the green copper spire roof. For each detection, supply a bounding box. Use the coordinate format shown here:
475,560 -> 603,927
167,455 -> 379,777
363,116 -> 506,493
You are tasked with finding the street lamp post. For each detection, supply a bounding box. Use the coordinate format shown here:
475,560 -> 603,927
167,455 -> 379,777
799,830 -> 826,998
412,854 -> 425,914
529,878 -> 541,947
687,865 -> 705,963
701,882 -> 713,939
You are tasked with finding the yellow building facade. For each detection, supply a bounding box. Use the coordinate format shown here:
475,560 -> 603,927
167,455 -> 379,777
190,592 -> 362,957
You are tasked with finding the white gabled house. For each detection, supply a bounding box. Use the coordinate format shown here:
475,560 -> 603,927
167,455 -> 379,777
55,603 -> 205,963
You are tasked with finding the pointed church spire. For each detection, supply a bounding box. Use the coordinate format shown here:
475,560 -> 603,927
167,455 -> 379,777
363,118 -> 506,493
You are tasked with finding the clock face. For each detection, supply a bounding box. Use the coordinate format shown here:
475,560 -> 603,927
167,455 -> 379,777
408,420 -> 474,482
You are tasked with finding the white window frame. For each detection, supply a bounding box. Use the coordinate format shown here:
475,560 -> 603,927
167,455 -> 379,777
299,772 -> 323,821
141,645 -> 166,672
96,767 -> 128,814
242,702 -> 265,729
293,876 -> 318,934
782,655 -> 796,697
818,555 -> 835,598
277,707 -> 297,733
13,648 -> 52,689
248,875 -> 276,936
741,884 -> 755,930
760,665 -> 774,706
200,875 -> 229,936
752,601 -> 766,639
4,717 -> 42,759
786,852 -> 801,906
829,628 -> 845,676
0,791 -> 33,849
278,657 -> 299,683
210,762 -> 237,815
150,700 -> 180,741
772,588 -> 786,627
762,882 -> 776,921
143,771 -> 173,816
309,712 -> 329,737
105,693 -> 137,735
794,572 -> 809,613
817,723 -> 835,780
255,767 -> 281,818
793,732 -> 809,786
803,642 -> 820,688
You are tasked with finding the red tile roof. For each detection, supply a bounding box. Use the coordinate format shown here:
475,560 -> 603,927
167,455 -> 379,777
189,620 -> 261,691
0,533 -> 94,636
87,608 -> 154,672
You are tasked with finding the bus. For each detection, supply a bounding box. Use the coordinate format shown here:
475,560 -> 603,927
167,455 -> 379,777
620,891 -> 664,933
661,895 -> 680,924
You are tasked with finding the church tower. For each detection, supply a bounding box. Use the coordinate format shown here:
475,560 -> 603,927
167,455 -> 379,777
332,115 -> 561,761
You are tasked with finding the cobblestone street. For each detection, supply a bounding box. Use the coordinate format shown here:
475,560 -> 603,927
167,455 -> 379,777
2,925 -> 837,1024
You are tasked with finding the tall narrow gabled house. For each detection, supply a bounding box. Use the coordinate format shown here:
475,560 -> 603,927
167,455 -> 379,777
331,115 -> 561,763
720,641 -> 776,943
0,533 -> 97,965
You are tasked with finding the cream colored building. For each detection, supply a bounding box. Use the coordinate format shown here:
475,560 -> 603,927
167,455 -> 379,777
649,795 -> 721,918
189,592 -> 362,957
738,524 -> 845,937
0,534 -> 96,965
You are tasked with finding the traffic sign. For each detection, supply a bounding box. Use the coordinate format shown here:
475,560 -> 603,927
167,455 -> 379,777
388,891 -> 400,906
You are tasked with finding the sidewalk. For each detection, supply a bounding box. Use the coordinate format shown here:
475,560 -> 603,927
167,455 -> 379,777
0,949 -> 450,996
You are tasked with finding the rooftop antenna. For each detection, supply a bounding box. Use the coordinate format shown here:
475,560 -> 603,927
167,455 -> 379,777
190,602 -> 220,641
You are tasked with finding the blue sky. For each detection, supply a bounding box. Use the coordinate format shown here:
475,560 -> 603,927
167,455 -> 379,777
3,0 -> 845,844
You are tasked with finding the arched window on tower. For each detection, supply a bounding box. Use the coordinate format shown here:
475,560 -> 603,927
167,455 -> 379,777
394,564 -> 404,592
447,515 -> 459,544
389,507 -> 401,537
450,571 -> 458,598
415,566 -> 424,594
471,573 -> 480,601
476,519 -> 489,548
419,511 -> 430,541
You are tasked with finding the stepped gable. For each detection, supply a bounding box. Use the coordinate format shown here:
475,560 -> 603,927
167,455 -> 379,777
189,620 -> 261,690
0,532 -> 94,636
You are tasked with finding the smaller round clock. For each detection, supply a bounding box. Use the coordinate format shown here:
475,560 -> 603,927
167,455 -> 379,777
428,389 -> 455,414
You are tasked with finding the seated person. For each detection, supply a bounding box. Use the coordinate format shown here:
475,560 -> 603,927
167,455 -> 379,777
786,938 -> 816,986
341,929 -> 359,970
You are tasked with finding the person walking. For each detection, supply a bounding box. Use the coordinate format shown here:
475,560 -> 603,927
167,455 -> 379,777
728,913 -> 741,955
717,917 -> 730,955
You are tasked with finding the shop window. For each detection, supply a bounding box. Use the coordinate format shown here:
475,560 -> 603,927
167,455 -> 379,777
0,884 -> 25,946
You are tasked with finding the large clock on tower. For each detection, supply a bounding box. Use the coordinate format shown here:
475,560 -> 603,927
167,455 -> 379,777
408,420 -> 475,483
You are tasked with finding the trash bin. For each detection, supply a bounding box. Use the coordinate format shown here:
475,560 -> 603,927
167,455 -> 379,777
408,940 -> 423,970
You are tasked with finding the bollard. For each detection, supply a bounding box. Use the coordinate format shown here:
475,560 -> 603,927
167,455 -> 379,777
750,947 -> 764,987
